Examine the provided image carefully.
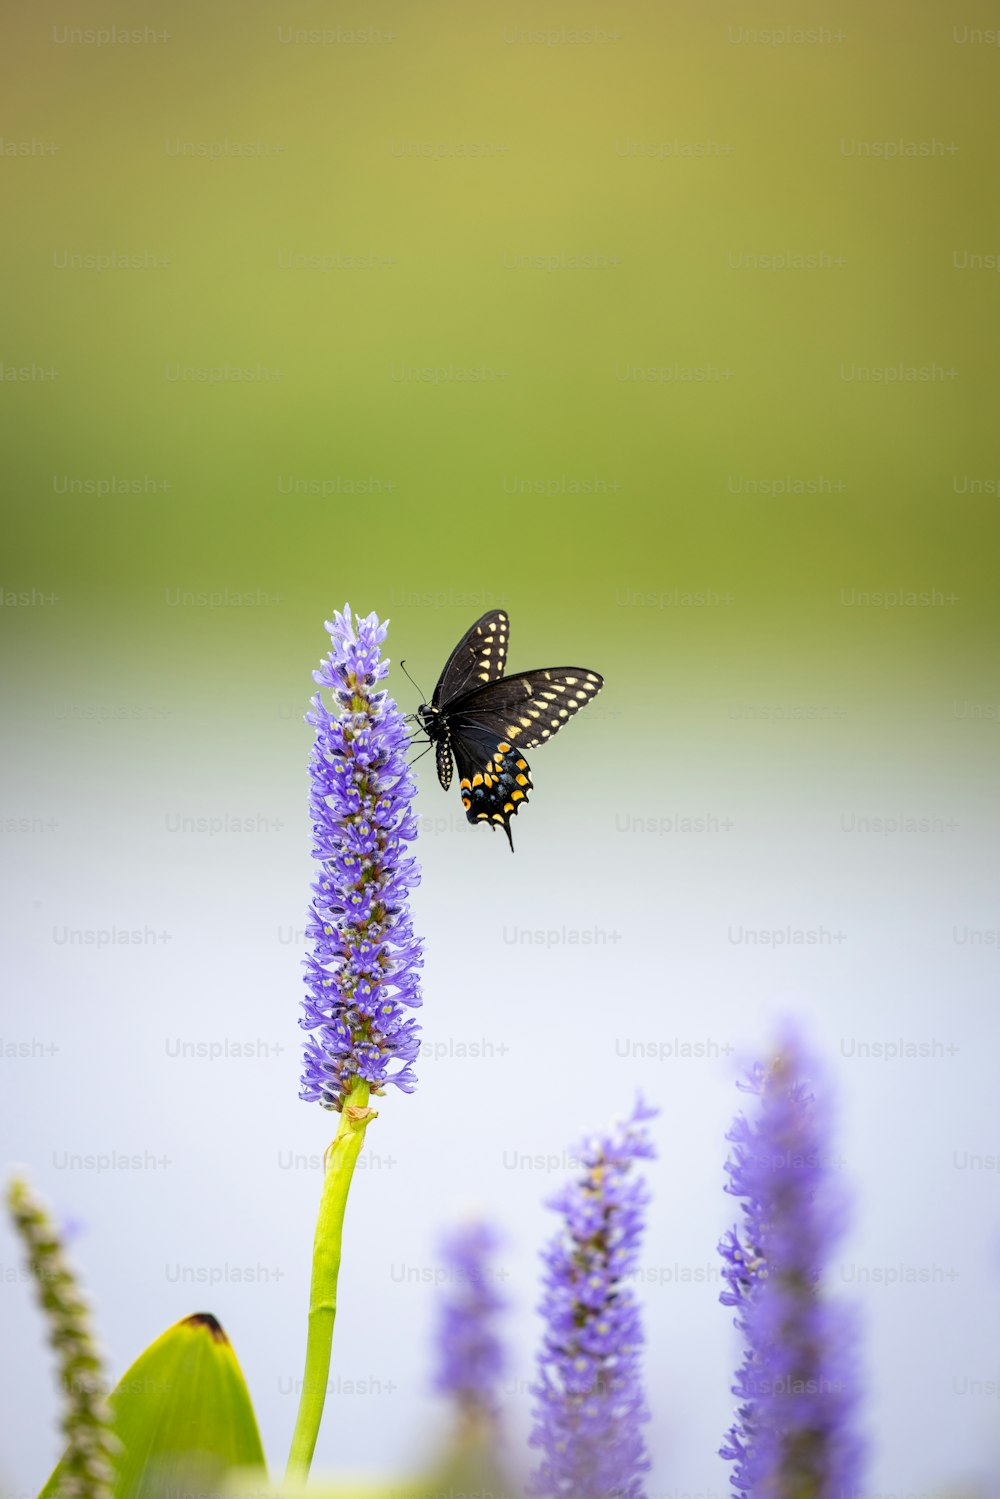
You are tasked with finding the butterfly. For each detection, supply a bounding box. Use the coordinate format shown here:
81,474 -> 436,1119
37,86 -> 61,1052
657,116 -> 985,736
414,610 -> 604,850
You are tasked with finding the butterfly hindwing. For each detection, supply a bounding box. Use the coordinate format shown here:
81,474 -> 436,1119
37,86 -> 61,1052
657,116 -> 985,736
453,731 -> 533,850
432,609 -> 509,708
445,669 -> 604,751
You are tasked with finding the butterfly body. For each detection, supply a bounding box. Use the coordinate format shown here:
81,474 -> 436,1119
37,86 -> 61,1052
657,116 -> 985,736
415,611 -> 603,849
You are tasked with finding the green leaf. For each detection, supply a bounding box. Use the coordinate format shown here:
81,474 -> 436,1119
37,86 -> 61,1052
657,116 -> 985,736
40,1312 -> 266,1498
220,1434 -> 520,1499
224,1483 -> 477,1499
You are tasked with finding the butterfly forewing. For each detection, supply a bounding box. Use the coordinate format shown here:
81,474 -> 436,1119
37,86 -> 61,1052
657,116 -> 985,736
431,609 -> 509,708
445,669 -> 604,751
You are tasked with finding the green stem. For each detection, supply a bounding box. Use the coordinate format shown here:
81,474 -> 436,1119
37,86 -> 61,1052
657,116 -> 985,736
286,1078 -> 375,1480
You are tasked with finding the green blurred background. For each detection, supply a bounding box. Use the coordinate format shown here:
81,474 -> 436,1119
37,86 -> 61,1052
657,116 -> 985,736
4,0 -> 998,706
3,0 -> 999,1493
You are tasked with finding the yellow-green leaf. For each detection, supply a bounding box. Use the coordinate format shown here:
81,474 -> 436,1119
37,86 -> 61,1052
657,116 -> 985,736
40,1312 -> 265,1498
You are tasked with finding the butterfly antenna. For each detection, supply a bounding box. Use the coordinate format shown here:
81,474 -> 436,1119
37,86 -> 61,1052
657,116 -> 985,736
398,659 -> 427,700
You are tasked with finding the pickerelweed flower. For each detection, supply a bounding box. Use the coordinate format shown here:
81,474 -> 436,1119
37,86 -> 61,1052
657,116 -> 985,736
299,605 -> 423,1111
7,1175 -> 118,1499
529,1097 -> 657,1499
719,1031 -> 863,1499
434,1221 -> 508,1431
287,606 -> 423,1479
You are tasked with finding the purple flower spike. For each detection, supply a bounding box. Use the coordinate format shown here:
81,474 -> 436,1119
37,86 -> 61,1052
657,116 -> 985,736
719,1030 -> 863,1499
529,1097 -> 657,1499
298,605 -> 423,1110
434,1221 -> 508,1428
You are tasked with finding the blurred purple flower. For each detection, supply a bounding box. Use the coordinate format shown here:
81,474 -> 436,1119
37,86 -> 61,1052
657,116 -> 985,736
719,1030 -> 863,1499
529,1097 -> 657,1499
298,605 -> 423,1110
434,1220 -> 507,1428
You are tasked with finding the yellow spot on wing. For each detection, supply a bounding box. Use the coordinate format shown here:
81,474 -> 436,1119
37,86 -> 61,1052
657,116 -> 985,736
512,790 -> 525,801
472,773 -> 484,787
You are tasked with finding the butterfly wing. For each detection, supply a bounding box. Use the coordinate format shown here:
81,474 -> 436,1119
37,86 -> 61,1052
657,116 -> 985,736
451,727 -> 533,851
431,610 -> 509,708
446,668 -> 604,751
445,668 -> 602,849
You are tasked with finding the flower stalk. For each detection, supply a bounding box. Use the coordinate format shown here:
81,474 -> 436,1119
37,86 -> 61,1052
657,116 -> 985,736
286,1078 -> 375,1478
6,1174 -> 118,1499
288,606 -> 423,1477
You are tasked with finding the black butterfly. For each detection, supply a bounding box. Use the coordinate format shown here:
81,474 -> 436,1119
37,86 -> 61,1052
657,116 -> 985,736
415,611 -> 603,850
